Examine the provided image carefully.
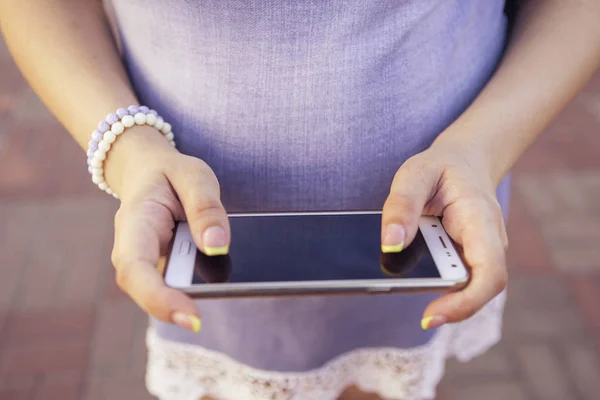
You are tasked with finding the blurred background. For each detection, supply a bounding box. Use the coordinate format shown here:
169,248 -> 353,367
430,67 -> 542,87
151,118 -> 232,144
1,33 -> 600,400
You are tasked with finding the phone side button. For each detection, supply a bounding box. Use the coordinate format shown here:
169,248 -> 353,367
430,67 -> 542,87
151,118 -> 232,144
367,287 -> 392,294
178,241 -> 192,255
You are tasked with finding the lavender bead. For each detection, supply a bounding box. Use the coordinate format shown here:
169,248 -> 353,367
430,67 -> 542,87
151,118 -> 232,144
87,148 -> 95,157
97,120 -> 110,133
127,105 -> 140,115
105,113 -> 119,125
91,130 -> 103,142
148,109 -> 158,116
88,166 -> 93,174
138,106 -> 150,114
116,107 -> 129,119
88,140 -> 99,152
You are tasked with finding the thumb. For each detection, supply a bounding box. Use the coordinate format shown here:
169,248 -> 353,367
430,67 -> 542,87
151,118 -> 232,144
381,159 -> 438,252
168,157 -> 230,256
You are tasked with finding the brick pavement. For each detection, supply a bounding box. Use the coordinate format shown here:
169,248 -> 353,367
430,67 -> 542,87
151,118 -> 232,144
1,33 -> 600,400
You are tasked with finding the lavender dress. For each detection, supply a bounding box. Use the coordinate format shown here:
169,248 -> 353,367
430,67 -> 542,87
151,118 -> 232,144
108,1 -> 510,399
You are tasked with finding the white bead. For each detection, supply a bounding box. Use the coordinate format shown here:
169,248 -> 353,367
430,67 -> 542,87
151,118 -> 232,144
145,113 -> 156,126
161,122 -> 172,134
165,132 -> 175,141
154,116 -> 164,130
93,150 -> 106,161
170,140 -> 176,147
111,121 -> 125,135
121,115 -> 135,128
98,182 -> 108,191
92,174 -> 104,184
134,112 -> 147,125
113,193 -> 120,200
103,131 -> 116,144
99,142 -> 111,153
106,188 -> 113,195
90,158 -> 103,168
92,167 -> 103,176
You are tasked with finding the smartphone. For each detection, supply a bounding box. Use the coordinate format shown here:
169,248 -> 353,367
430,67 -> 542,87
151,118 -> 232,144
163,211 -> 469,298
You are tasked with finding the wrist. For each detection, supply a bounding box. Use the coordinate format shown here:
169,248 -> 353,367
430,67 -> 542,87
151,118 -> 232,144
431,123 -> 506,188
102,125 -> 177,195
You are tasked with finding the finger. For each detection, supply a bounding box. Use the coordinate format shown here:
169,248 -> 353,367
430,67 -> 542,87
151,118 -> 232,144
167,157 -> 231,256
113,203 -> 201,332
421,200 -> 508,329
381,158 -> 439,253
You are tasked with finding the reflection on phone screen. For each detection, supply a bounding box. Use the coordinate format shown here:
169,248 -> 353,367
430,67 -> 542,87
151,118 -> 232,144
195,253 -> 232,283
379,233 -> 428,277
192,214 -> 441,284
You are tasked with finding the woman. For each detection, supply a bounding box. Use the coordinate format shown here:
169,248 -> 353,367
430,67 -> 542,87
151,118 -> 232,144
2,1 -> 599,399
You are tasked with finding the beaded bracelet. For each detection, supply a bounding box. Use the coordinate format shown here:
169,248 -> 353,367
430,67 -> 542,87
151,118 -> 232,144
86,105 -> 176,199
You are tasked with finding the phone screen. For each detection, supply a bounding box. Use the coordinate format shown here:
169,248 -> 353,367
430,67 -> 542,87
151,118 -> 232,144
190,213 -> 442,285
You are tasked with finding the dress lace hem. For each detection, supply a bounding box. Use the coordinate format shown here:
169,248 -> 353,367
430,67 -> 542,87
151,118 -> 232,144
146,292 -> 505,400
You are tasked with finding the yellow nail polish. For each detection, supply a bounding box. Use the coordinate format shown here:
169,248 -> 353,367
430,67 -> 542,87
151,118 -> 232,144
189,315 -> 202,333
173,312 -> 202,333
381,242 -> 404,253
204,245 -> 229,256
421,315 -> 447,330
421,316 -> 434,330
380,264 -> 394,277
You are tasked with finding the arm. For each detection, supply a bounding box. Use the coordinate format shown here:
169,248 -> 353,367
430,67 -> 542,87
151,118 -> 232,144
382,0 -> 600,329
0,0 -> 230,332
437,0 -> 600,185
0,0 -> 164,191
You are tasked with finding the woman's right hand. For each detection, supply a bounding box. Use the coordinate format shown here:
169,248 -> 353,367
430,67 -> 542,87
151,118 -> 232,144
104,126 -> 230,332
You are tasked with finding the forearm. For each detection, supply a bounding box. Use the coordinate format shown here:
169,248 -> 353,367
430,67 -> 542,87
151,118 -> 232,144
435,0 -> 600,185
0,0 -> 171,191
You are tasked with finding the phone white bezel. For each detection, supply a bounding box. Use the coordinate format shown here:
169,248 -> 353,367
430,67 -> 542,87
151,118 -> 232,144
164,211 -> 468,297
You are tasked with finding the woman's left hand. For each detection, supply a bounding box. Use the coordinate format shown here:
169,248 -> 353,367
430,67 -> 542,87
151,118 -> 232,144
381,139 -> 508,330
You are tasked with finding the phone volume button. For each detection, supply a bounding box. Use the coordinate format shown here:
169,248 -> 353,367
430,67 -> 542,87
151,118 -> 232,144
179,241 -> 192,255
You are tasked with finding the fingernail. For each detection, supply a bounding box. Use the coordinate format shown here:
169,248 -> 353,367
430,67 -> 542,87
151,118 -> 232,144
421,315 -> 447,330
202,226 -> 229,256
380,264 -> 393,277
172,312 -> 202,333
382,224 -> 405,253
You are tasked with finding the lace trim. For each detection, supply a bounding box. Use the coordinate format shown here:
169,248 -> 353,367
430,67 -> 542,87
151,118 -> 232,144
146,292 -> 505,400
